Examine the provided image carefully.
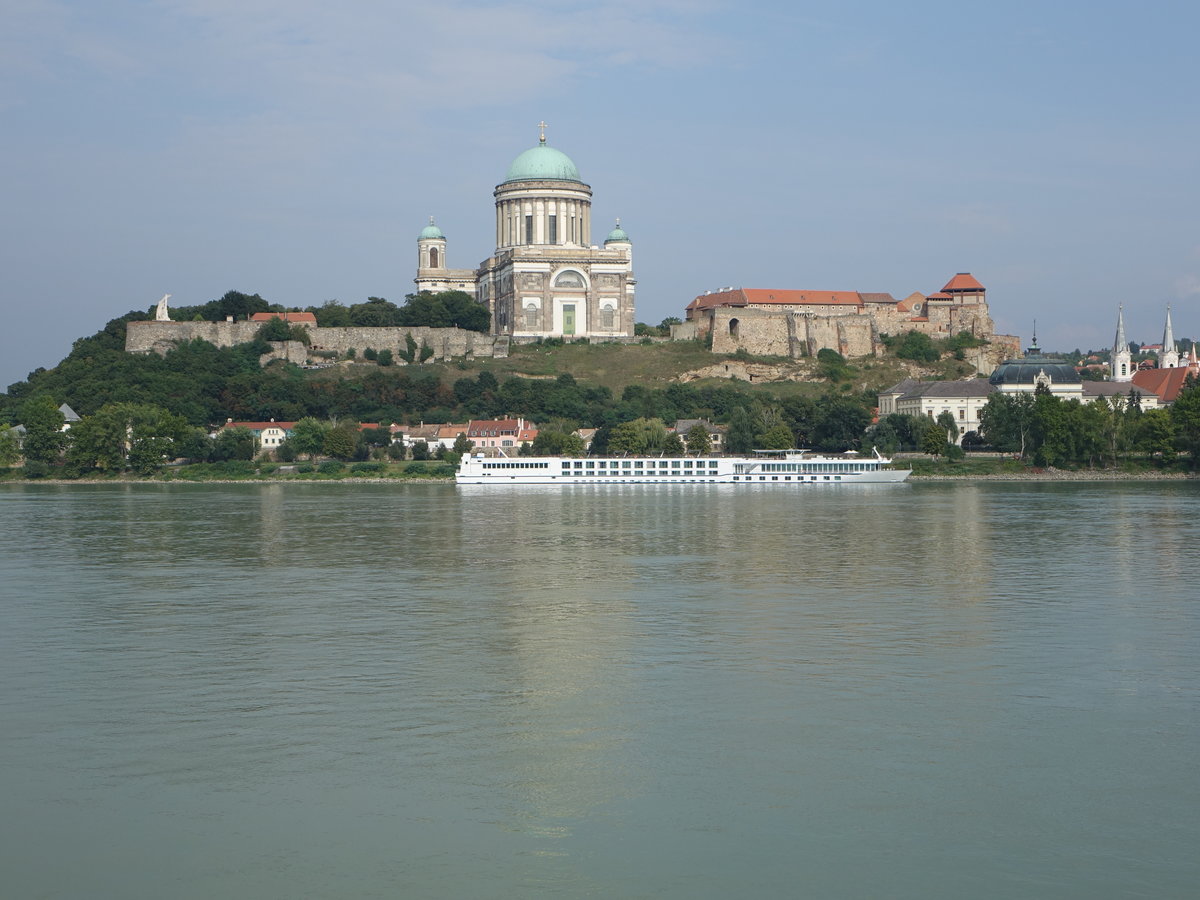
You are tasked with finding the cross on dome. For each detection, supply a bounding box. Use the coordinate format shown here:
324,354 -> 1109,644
537,120 -> 548,144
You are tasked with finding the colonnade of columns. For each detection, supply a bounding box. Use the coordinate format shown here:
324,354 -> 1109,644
495,195 -> 591,249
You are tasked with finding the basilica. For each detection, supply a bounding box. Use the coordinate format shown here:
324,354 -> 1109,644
414,125 -> 636,340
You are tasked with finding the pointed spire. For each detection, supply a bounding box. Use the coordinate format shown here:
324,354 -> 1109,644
1113,305 -> 1127,354
1163,304 -> 1175,353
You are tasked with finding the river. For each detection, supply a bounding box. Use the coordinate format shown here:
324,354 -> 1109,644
1,481 -> 1197,898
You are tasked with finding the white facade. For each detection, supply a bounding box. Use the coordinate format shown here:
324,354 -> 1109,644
416,127 -> 635,340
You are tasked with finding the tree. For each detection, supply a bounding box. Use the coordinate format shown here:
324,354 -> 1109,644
1170,376 -> 1200,467
936,410 -> 958,444
725,407 -> 757,454
663,433 -> 685,456
452,432 -> 474,455
759,423 -> 795,450
209,425 -> 257,462
289,417 -> 327,460
684,424 -> 712,455
18,396 -> 66,464
0,427 -> 20,465
810,397 -> 871,452
922,421 -> 949,457
979,392 -> 1034,458
609,418 -> 669,455
65,403 -> 190,474
322,423 -> 359,460
892,331 -> 940,363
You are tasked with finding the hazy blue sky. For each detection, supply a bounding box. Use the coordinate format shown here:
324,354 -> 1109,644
3,0 -> 1198,389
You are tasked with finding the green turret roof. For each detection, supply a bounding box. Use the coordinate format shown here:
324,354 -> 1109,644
604,220 -> 630,244
419,217 -> 444,240
503,133 -> 581,184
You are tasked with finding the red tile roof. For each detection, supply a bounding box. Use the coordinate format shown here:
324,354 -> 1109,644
250,311 -> 318,324
223,421 -> 297,431
1132,366 -> 1199,404
941,273 -> 985,292
688,288 -> 863,311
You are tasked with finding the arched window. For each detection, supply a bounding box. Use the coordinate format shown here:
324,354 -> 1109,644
554,270 -> 585,289
524,304 -> 538,330
601,306 -> 615,329
429,247 -> 439,268
729,317 -> 739,338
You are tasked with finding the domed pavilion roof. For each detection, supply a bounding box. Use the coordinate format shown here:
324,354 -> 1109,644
988,342 -> 1080,387
604,220 -> 630,244
503,127 -> 582,184
419,217 -> 444,240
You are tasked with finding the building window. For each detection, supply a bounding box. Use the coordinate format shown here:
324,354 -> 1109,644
524,304 -> 538,329
554,270 -> 585,289
525,215 -> 533,244
548,215 -> 557,244
601,306 -> 615,329
429,247 -> 439,268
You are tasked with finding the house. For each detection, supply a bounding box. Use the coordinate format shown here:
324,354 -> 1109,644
672,418 -> 725,452
466,418 -> 537,452
219,419 -> 297,448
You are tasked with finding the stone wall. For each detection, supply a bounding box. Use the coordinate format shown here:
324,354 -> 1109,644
126,321 -> 510,363
710,308 -> 876,358
702,300 -> 1013,373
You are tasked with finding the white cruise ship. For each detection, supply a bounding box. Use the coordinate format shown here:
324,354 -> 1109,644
455,449 -> 910,485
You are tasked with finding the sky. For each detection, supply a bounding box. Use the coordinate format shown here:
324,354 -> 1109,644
2,0 -> 1198,389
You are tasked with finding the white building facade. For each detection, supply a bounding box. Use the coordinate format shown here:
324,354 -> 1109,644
415,125 -> 636,340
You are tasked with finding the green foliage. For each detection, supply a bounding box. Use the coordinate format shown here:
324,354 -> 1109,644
815,348 -> 851,383
399,333 -> 419,364
18,396 -> 66,464
725,407 -> 757,454
289,418 -> 327,459
891,331 -> 940,363
377,349 -> 394,367
210,426 -> 257,462
318,460 -> 344,475
257,318 -> 292,342
349,461 -> 385,476
322,423 -> 359,460
65,402 -> 190,474
22,459 -> 51,479
410,441 -> 431,461
170,290 -> 269,323
397,291 -> 490,332
759,423 -> 794,450
684,424 -> 712,455
0,428 -> 19,466
1169,376 -> 1200,466
452,432 -> 474,454
608,418 -> 669,455
922,422 -> 949,457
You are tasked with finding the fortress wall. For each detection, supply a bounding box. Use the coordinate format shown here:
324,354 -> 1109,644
126,321 -> 506,362
710,308 -> 793,356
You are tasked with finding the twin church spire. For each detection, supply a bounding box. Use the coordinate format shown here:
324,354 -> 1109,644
1112,305 -> 1184,382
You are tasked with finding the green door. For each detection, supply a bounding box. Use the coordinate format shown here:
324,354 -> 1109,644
563,304 -> 575,336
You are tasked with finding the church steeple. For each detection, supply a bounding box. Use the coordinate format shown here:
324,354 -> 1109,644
1160,305 -> 1180,369
1112,305 -> 1132,382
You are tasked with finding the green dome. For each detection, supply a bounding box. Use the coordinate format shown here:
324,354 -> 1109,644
604,220 -> 630,244
503,141 -> 582,184
418,217 -> 444,240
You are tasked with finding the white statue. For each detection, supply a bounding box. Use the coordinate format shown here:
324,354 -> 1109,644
155,294 -> 171,321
